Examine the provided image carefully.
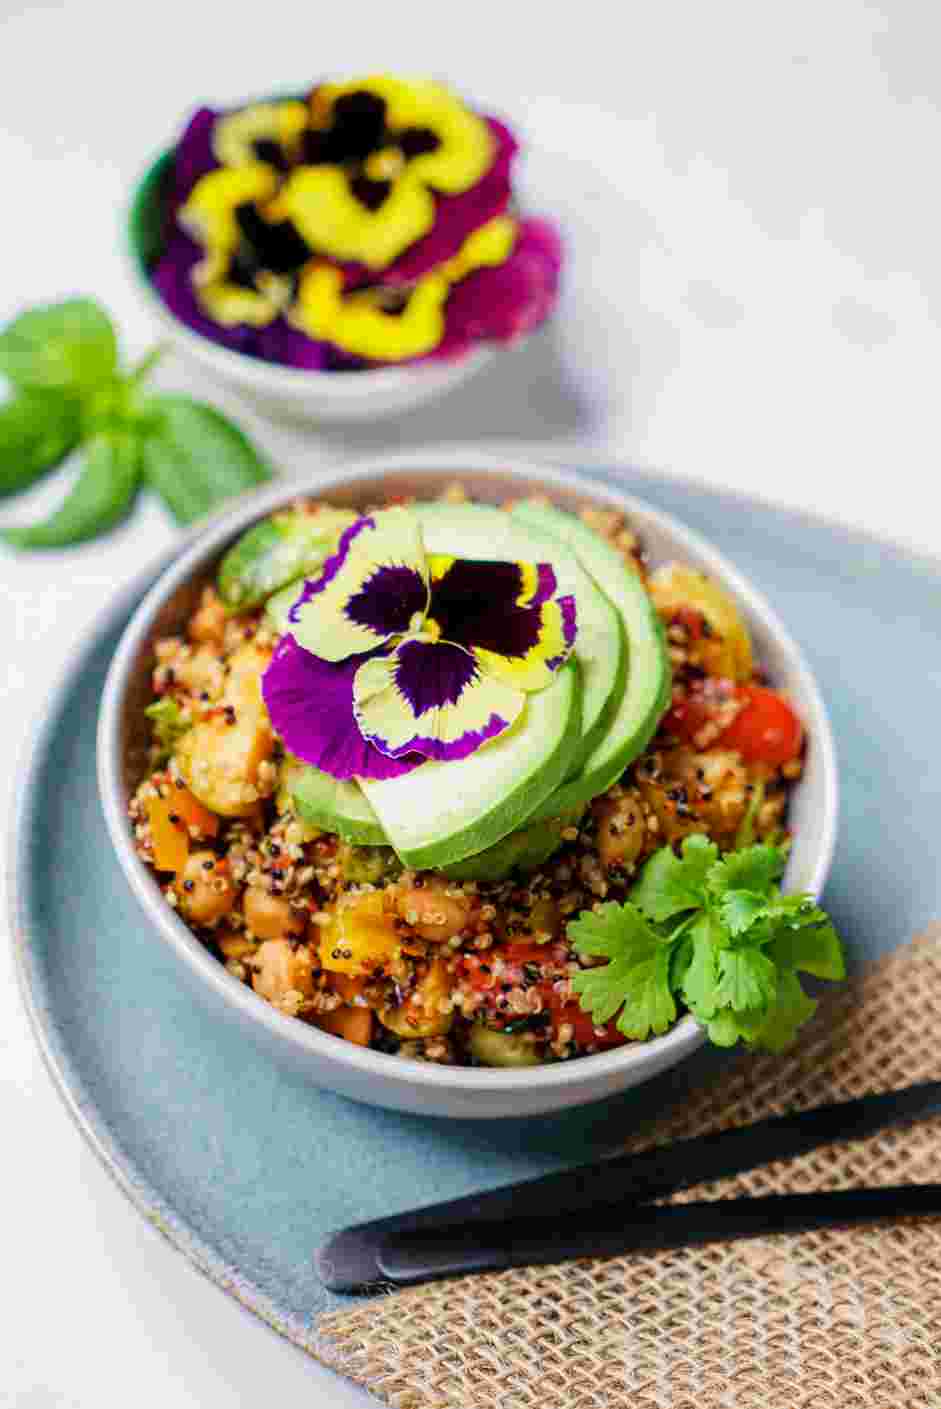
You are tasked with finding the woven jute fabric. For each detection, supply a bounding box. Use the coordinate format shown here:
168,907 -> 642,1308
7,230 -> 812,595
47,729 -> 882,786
316,928 -> 941,1408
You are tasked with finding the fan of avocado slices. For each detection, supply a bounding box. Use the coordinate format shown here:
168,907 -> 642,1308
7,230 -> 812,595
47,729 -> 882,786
219,498 -> 670,879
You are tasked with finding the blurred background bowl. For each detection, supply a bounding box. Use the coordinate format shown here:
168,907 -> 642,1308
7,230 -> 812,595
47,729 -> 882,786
125,151 -> 498,426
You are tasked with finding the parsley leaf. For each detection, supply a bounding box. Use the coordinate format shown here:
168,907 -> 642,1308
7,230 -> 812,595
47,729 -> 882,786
569,837 -> 845,1054
680,913 -> 721,1019
568,903 -> 677,1040
631,833 -> 718,922
707,844 -> 786,898
718,889 -> 768,936
749,969 -> 819,1053
713,947 -> 778,1013
768,906 -> 845,981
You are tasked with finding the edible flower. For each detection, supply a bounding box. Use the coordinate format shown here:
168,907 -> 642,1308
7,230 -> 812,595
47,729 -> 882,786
289,216 -> 517,361
262,508 -> 577,780
150,78 -> 563,369
269,77 -> 495,269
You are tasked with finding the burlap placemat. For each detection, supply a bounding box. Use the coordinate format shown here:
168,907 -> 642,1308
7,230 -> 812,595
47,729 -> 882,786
316,927 -> 941,1408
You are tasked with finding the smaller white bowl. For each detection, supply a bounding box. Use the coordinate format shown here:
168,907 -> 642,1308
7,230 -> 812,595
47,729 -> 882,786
125,150 -> 497,425
97,449 -> 839,1120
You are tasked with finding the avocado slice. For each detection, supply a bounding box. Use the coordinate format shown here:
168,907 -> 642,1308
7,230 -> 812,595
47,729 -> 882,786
441,806 -> 583,883
413,502 -> 623,775
512,500 -> 671,820
265,580 -> 302,635
287,758 -> 387,846
360,659 -> 582,869
217,508 -> 355,610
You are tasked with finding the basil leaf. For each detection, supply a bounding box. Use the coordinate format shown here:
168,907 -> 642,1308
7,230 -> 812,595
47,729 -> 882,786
0,298 -> 117,393
140,394 -> 272,524
0,388 -> 80,495
2,430 -> 140,548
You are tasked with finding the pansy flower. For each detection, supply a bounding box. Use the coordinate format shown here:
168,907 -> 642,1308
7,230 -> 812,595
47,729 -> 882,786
262,508 -> 577,780
268,77 -> 495,271
149,78 -> 563,369
210,100 -> 308,171
289,216 -> 518,361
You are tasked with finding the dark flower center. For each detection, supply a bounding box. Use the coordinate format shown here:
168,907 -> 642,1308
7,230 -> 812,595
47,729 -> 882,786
300,89 -> 443,211
235,203 -> 310,275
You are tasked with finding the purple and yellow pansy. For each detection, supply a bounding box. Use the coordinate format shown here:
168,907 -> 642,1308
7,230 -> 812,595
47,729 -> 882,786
151,77 -> 562,369
261,508 -> 577,780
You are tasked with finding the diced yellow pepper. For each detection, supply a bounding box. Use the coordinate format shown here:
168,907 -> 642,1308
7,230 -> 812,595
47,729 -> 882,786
648,563 -> 754,682
318,891 -> 401,975
145,795 -> 189,875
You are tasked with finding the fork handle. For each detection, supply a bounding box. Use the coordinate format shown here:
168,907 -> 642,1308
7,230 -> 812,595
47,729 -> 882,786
376,1184 -> 941,1286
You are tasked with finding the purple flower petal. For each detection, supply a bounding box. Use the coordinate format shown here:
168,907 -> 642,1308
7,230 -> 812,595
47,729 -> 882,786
380,118 -> 517,285
329,118 -> 517,292
354,638 -> 520,762
151,232 -> 259,354
436,216 -> 563,355
255,319 -> 330,369
152,233 -> 331,365
262,636 -> 423,781
171,106 -> 220,213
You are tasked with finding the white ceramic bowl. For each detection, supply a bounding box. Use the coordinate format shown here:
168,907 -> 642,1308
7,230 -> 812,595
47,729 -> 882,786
126,151 -> 497,426
97,450 -> 839,1119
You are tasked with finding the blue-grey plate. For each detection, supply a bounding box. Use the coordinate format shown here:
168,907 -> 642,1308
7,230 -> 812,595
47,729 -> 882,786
10,462 -> 941,1388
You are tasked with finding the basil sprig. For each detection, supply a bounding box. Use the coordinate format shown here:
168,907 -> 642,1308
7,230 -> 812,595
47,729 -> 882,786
0,297 -> 271,547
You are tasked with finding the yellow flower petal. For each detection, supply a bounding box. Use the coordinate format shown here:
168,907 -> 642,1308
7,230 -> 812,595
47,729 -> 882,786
179,164 -> 279,284
270,166 -> 435,270
290,508 -> 429,662
319,76 -> 494,194
353,638 -> 523,763
288,216 -> 519,361
195,272 -> 292,329
473,596 -> 573,692
211,101 -> 308,168
291,264 -> 450,361
442,215 -> 517,281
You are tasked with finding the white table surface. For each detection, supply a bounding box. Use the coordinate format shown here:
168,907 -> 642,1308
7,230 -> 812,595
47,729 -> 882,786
2,2 -> 939,1404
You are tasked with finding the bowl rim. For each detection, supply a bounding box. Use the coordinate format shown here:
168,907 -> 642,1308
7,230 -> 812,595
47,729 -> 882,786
97,448 -> 839,1095
123,146 -> 498,394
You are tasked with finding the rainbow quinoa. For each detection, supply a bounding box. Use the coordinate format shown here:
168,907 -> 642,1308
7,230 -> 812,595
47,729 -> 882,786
130,488 -> 821,1068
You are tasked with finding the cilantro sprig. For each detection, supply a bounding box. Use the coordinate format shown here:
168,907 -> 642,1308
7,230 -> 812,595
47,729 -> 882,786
0,297 -> 271,547
569,835 -> 844,1053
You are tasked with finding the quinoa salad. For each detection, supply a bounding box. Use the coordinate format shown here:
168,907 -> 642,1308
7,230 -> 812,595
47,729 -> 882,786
130,488 -> 808,1068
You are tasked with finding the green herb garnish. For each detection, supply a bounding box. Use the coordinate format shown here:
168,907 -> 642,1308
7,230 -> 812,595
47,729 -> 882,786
0,297 -> 271,547
145,698 -> 191,762
569,835 -> 844,1053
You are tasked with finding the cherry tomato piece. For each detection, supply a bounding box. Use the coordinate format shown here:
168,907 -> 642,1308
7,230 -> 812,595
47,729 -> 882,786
720,685 -> 803,766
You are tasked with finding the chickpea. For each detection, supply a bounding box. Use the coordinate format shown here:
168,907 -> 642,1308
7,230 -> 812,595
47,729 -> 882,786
593,789 -> 646,872
175,850 -> 237,926
252,939 -> 315,1005
395,879 -> 473,943
188,588 -> 227,647
243,886 -> 307,941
